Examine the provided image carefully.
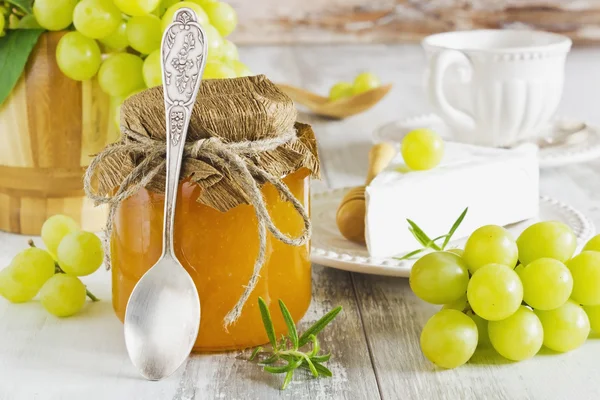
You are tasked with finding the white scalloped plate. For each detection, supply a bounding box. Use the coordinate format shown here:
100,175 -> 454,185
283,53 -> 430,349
372,114 -> 600,168
310,188 -> 596,277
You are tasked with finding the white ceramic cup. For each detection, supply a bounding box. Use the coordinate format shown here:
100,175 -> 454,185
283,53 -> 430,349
422,30 -> 572,147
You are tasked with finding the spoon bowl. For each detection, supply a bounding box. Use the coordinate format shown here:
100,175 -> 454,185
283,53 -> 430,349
124,256 -> 200,380
277,83 -> 392,119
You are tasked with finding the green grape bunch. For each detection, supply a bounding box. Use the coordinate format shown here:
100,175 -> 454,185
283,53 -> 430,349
0,215 -> 103,318
26,0 -> 251,128
408,211 -> 600,369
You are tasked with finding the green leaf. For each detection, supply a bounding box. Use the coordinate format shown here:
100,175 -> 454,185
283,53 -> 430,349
407,220 -> 441,251
259,354 -> 280,365
0,29 -> 43,106
279,300 -> 299,349
310,353 -> 331,363
442,207 -> 469,250
249,346 -> 262,361
298,306 -> 342,347
258,297 -> 277,348
394,248 -> 426,261
408,226 -> 428,247
302,354 -> 318,377
281,370 -> 294,390
308,334 -> 320,357
6,0 -> 33,14
431,234 -> 448,243
264,357 -> 303,374
313,362 -> 333,377
300,360 -> 333,377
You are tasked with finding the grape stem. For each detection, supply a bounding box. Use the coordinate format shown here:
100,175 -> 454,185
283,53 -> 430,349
28,239 -> 100,302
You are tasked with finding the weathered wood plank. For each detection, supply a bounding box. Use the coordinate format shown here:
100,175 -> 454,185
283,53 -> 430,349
230,0 -> 600,44
351,274 -> 600,400
174,265 -> 380,400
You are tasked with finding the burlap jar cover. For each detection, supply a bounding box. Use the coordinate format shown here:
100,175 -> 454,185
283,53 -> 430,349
84,75 -> 320,326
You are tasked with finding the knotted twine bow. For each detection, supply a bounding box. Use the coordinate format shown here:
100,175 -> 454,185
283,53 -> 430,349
84,126 -> 311,327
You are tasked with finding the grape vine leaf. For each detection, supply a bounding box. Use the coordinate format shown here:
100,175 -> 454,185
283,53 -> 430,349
0,29 -> 43,106
6,0 -> 33,14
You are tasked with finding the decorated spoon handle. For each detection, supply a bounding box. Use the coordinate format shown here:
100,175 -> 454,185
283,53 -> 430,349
161,8 -> 208,257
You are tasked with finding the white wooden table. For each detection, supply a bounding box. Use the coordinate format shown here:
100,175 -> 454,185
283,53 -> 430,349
2,44 -> 600,400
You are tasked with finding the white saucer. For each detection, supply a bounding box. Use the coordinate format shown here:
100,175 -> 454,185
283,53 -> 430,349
310,188 -> 596,277
373,114 -> 600,168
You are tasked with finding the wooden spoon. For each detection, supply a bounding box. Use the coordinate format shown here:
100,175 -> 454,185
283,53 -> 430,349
336,142 -> 397,244
277,83 -> 393,119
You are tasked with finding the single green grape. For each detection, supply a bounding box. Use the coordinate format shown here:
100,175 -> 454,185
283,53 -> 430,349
33,0 -> 78,31
143,50 -> 162,88
583,305 -> 600,333
204,1 -> 237,37
41,214 -> 80,256
466,310 -> 490,347
566,251 -> 600,305
203,61 -> 236,79
220,39 -> 239,61
99,20 -> 129,51
329,82 -> 353,102
516,221 -> 577,265
535,300 -> 590,352
352,72 -> 381,95
583,234 -> 600,252
56,32 -> 102,81
113,0 -> 160,16
57,231 -> 104,277
520,258 -> 573,310
204,24 -> 224,60
463,225 -> 518,274
39,275 -> 87,317
409,251 -> 469,305
488,306 -> 543,361
447,248 -> 464,257
10,248 -> 56,290
420,309 -> 478,369
401,128 -> 445,171
467,263 -> 523,321
161,2 -> 209,31
442,295 -> 468,311
229,60 -> 252,77
0,266 -> 39,303
73,0 -> 121,40
98,53 -> 146,97
126,15 -> 162,55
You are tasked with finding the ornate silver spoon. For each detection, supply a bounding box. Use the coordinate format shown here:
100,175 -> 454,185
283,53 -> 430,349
124,8 -> 207,381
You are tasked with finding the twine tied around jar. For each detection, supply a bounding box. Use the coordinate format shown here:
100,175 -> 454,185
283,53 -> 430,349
84,76 -> 319,328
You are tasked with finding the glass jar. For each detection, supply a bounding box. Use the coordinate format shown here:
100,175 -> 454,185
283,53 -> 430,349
111,168 -> 311,352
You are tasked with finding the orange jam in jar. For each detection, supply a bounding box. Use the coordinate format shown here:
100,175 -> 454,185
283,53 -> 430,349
111,168 -> 311,352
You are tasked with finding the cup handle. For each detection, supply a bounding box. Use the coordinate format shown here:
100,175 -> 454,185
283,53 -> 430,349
428,49 -> 476,134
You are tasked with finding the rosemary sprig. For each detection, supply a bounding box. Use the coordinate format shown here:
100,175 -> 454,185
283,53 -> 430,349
250,297 -> 342,390
395,207 -> 469,261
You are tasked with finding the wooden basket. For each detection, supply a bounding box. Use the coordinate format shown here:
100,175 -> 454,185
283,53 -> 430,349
0,32 -> 117,235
